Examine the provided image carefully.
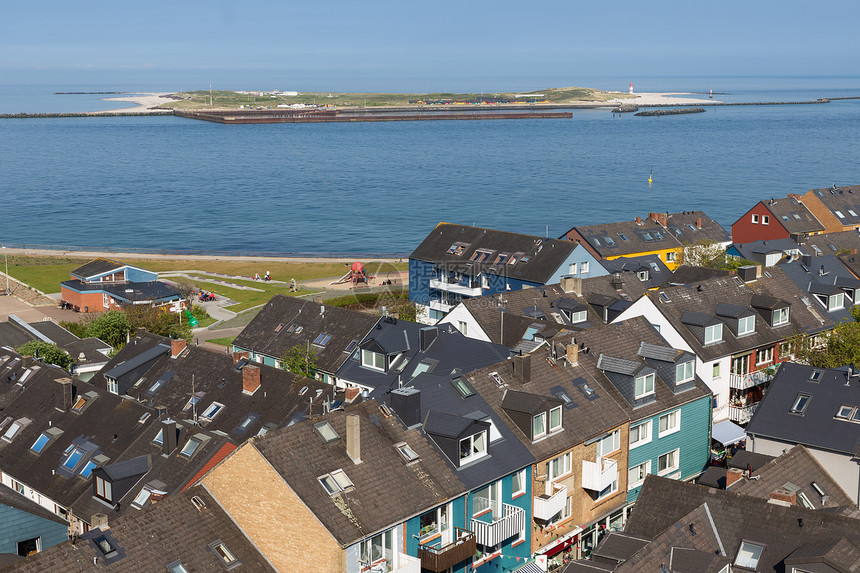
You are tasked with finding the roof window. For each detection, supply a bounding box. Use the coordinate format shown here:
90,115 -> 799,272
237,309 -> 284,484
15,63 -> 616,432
72,396 -> 88,412
179,435 -> 207,458
395,442 -> 420,463
274,323 -> 285,333
182,395 -> 202,413
62,447 -> 85,471
618,233 -> 629,241
790,393 -> 811,414
210,541 -> 238,567
313,333 -> 332,346
489,372 -> 505,387
200,402 -> 225,421
734,541 -> 764,570
314,421 -> 340,443
493,252 -> 510,265
470,249 -> 494,263
345,340 -> 358,353
234,413 -> 259,434
319,469 -> 354,495
810,370 -> 822,381
604,236 -> 616,246
167,561 -> 190,573
837,405 -> 854,419
835,210 -> 845,219
30,433 -> 51,454
80,460 -> 98,478
94,535 -> 119,560
447,242 -> 470,256
137,412 -> 151,425
811,481 -> 826,496
451,376 -> 475,398
191,496 -> 207,511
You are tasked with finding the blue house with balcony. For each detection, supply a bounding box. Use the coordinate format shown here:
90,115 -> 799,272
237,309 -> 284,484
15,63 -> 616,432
578,317 -> 713,504
409,223 -> 592,323
0,486 -> 68,558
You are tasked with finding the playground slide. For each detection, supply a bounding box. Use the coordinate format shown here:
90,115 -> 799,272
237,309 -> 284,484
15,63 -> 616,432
329,271 -> 352,285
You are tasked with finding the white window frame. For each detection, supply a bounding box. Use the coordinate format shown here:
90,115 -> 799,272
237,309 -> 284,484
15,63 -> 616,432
569,263 -> 577,275
634,372 -> 655,399
2,421 -> 22,442
359,529 -> 394,572
532,412 -> 547,439
658,449 -> 680,475
548,406 -> 563,433
629,420 -> 652,450
628,460 -> 651,490
762,215 -> 770,225
511,469 -> 527,497
457,321 -> 468,336
360,349 -> 385,371
738,315 -> 755,336
735,541 -> 765,569
675,361 -> 694,384
773,307 -> 789,326
712,362 -> 721,379
459,430 -> 488,465
658,410 -> 681,438
418,503 -> 451,542
595,430 -> 620,457
200,401 -> 224,421
581,261 -> 589,274
472,481 -> 501,517
107,379 -> 118,395
829,292 -> 845,311
571,310 -> 587,324
705,323 -> 723,345
595,476 -> 619,501
546,452 -> 572,483
752,214 -> 759,223
756,347 -> 774,365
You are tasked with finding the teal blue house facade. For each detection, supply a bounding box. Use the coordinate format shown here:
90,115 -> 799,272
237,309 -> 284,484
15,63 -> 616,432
0,496 -> 68,556
625,393 -> 712,503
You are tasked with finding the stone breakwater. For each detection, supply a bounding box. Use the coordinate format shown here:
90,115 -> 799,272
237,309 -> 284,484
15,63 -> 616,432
0,110 -> 174,119
635,107 -> 706,116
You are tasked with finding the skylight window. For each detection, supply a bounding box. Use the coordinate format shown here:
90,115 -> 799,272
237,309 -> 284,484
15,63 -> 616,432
810,370 -> 822,381
470,249 -> 493,263
837,405 -> 853,418
168,562 -> 190,573
395,442 -> 420,463
313,333 -> 332,346
790,393 -> 811,414
286,324 -> 297,333
618,233 -> 629,241
493,253 -> 510,265
489,372 -> 504,387
132,487 -> 153,508
447,242 -> 469,256
835,210 -> 845,219
235,413 -> 258,433
80,460 -> 97,478
345,340 -> 358,353
200,402 -> 224,420
451,377 -> 475,398
850,209 -> 858,217
153,429 -> 164,445
274,323 -> 285,333
653,231 -> 663,240
30,433 -> 50,454
811,481 -> 826,496
72,396 -> 87,412
62,447 -> 85,470
138,413 -> 151,425
735,541 -> 764,569
319,469 -> 354,495
643,232 -> 653,241
211,542 -> 238,566
179,438 -> 201,458
94,535 -> 118,559
182,396 -> 201,412
604,237 -> 616,246
314,421 -> 340,443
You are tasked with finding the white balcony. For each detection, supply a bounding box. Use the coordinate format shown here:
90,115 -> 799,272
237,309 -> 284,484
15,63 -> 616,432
729,369 -> 774,390
534,483 -> 567,521
729,402 -> 759,425
389,553 -> 421,573
581,457 -> 618,492
471,503 -> 525,547
428,300 -> 454,313
429,278 -> 483,297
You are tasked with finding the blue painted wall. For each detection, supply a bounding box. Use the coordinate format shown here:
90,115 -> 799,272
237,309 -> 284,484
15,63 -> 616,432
626,395 -> 712,503
0,504 -> 67,555
125,267 -> 158,282
545,245 -> 607,284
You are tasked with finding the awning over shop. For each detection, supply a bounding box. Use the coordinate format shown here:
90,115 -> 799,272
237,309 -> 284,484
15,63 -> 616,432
515,561 -> 545,573
712,419 -> 746,446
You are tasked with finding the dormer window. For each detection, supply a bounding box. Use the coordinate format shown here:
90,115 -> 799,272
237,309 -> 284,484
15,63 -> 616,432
361,349 -> 385,371
548,406 -> 562,432
705,323 -> 723,345
735,541 -> 764,570
459,430 -> 488,465
738,315 -> 755,336
95,475 -> 112,502
533,412 -> 547,439
570,310 -> 587,323
828,292 -> 845,311
634,372 -> 655,399
773,307 -> 789,326
675,361 -> 694,384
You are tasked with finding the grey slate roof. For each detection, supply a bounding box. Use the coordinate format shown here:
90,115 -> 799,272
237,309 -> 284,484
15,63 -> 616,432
102,340 -> 171,395
665,211 -> 731,246
666,265 -> 731,286
730,238 -> 807,265
746,362 -> 860,456
803,229 -> 860,258
253,400 -> 467,547
807,184 -> 860,227
598,254 -> 670,289
60,279 -> 180,303
637,342 -> 682,363
69,258 -> 127,280
595,355 -> 641,376
2,485 -> 275,573
619,475 -> 860,573
761,197 -> 826,234
232,294 -> 379,374
410,223 -> 576,284
564,218 -> 683,258
779,254 -> 860,325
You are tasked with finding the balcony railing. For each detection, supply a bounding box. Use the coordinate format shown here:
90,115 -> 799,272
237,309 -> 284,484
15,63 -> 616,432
729,368 -> 774,390
389,553 -> 421,573
534,483 -> 567,521
728,402 -> 759,424
417,528 -> 475,572
471,503 -> 525,547
429,278 -> 483,297
428,300 -> 455,312
581,457 -> 618,492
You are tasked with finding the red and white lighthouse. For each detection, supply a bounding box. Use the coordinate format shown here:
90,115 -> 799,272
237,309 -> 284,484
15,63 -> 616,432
629,83 -> 634,94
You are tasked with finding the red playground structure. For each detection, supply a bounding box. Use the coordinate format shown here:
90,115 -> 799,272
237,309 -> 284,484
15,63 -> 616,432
330,262 -> 374,287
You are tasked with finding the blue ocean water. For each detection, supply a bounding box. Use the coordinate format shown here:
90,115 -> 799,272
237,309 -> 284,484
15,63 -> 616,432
1,78 -> 859,254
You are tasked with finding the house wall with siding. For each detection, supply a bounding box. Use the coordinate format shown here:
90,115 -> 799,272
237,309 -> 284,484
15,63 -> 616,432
545,247 -> 607,284
124,267 -> 158,282
403,496 -> 471,573
731,203 -> 790,244
626,395 -> 712,503
202,444 -> 345,573
0,503 -> 68,555
437,304 -> 492,343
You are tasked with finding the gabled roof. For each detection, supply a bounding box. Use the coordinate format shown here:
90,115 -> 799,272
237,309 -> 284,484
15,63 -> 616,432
410,223 -> 576,284
807,185 -> 860,227
252,401 -> 466,547
760,197 -> 826,234
69,258 -> 128,280
598,254 -> 670,289
746,362 -> 860,456
102,341 -> 171,395
565,218 -> 683,258
730,238 -> 807,263
60,280 -> 180,303
232,294 -> 379,374
664,211 -> 731,246
3,486 -> 276,573
596,355 -> 643,377
500,389 -> 560,416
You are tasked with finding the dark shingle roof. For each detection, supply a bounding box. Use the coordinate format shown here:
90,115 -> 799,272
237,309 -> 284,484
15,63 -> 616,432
2,486 -> 275,573
761,198 -> 826,234
60,280 -> 180,303
807,185 -> 860,227
667,265 -> 732,286
566,218 -> 683,258
665,211 -> 731,246
410,223 -> 576,284
70,258 -> 127,280
232,294 -> 379,374
599,255 -> 670,289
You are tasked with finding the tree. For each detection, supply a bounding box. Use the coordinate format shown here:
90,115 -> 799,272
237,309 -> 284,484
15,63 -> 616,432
678,238 -> 728,268
792,310 -> 860,369
84,310 -> 131,348
281,344 -> 318,378
16,341 -> 74,371
125,304 -> 191,341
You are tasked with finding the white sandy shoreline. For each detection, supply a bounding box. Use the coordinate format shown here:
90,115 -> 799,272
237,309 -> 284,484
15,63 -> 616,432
87,92 -> 174,114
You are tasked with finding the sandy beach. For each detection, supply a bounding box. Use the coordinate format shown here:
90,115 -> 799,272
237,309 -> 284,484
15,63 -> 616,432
87,92 -> 174,114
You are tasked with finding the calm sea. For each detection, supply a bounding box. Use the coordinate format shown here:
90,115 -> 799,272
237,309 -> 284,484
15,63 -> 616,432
1,77 -> 859,255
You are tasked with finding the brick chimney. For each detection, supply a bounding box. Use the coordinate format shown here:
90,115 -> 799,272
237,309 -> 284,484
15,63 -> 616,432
344,387 -> 361,403
769,488 -> 797,506
648,212 -> 668,227
346,414 -> 361,464
513,354 -> 531,384
726,467 -> 744,488
696,217 -> 703,229
566,344 -> 579,366
55,378 -> 73,412
635,216 -> 642,225
242,364 -> 261,395
171,338 -> 186,358
232,350 -> 249,365
91,513 -> 109,530
560,276 -> 582,294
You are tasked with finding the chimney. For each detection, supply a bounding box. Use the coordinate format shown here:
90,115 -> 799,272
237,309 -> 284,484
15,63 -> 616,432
635,216 -> 642,225
419,327 -> 438,352
513,354 -> 531,384
242,364 -> 261,396
162,418 -> 178,455
55,378 -> 73,412
232,350 -> 249,365
21,356 -> 33,369
136,327 -> 147,336
155,405 -> 168,418
769,488 -> 797,506
560,276 -> 582,294
610,274 -> 624,290
696,217 -> 702,229
171,338 -> 186,358
346,414 -> 361,464
91,513 -> 109,530
344,387 -> 361,403
726,468 -> 744,488
391,387 -> 421,427
648,212 -> 668,227
801,253 -> 813,266
566,344 -> 579,366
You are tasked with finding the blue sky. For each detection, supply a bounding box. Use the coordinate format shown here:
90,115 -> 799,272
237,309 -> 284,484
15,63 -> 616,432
3,0 -> 860,92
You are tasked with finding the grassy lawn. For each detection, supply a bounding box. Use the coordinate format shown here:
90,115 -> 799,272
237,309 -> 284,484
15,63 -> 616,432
5,255 -> 406,296
182,274 -> 315,313
207,336 -> 237,347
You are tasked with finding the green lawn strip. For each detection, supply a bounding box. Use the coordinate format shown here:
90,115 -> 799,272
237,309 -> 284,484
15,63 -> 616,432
5,255 -> 405,296
206,336 -> 237,347
182,274 -> 317,313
